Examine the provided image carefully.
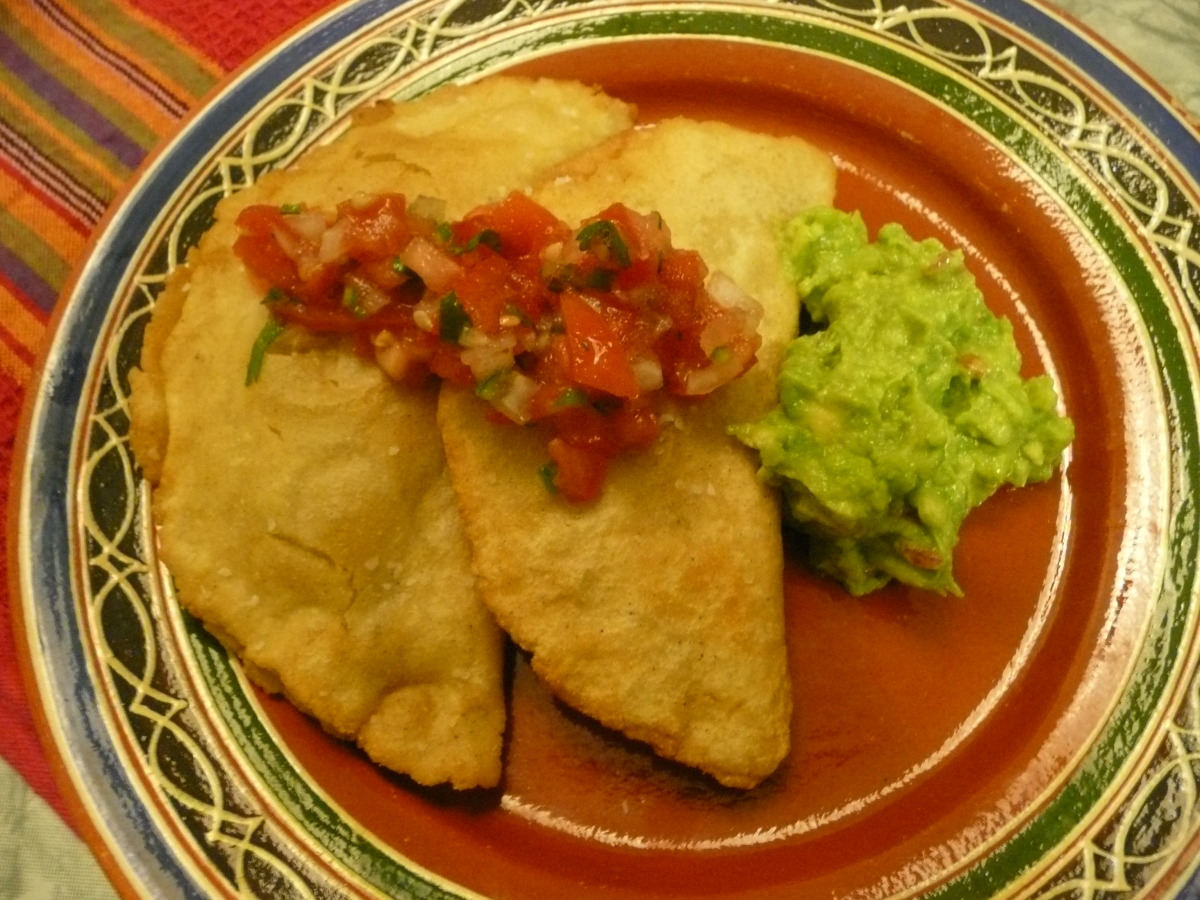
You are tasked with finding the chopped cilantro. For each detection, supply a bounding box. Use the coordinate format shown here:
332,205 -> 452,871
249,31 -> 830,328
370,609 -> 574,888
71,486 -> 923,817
553,387 -> 588,408
342,285 -> 365,318
439,292 -> 471,342
475,369 -> 506,400
461,229 -> 502,253
246,316 -> 285,385
576,220 -> 631,268
538,462 -> 560,494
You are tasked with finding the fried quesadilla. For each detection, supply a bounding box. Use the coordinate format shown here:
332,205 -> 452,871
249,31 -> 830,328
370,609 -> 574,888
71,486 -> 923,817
437,118 -> 837,788
129,76 -> 636,789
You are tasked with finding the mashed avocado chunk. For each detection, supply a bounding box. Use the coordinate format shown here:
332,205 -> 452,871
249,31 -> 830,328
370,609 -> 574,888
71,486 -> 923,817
734,207 -> 1074,595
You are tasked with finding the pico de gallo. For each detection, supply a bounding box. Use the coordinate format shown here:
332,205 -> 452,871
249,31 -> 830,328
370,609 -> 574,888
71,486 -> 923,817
232,190 -> 763,502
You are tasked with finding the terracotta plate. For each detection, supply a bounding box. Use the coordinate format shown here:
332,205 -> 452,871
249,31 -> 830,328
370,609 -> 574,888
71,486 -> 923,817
14,0 -> 1200,897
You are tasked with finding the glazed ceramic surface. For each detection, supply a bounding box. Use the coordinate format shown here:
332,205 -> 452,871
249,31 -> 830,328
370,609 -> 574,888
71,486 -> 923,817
14,0 -> 1200,897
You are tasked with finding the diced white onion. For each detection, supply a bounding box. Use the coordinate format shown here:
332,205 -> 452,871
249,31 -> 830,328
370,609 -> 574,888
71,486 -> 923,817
344,272 -> 391,315
461,342 -> 515,381
412,295 -> 439,332
399,237 -> 462,294
318,219 -> 350,263
698,313 -> 741,357
631,355 -> 664,393
283,210 -> 328,245
460,328 -> 516,351
491,371 -> 539,424
681,364 -> 730,396
408,195 -> 447,222
270,224 -> 304,260
372,330 -> 429,381
706,271 -> 764,333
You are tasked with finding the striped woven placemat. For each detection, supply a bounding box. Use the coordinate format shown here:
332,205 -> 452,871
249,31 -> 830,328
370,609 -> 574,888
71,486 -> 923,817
0,0 -> 330,821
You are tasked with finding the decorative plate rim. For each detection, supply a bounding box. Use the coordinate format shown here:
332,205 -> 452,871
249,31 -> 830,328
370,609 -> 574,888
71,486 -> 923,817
13,0 -> 1200,898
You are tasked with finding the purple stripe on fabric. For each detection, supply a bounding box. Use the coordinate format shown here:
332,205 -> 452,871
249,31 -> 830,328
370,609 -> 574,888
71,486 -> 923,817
0,29 -> 144,170
0,242 -> 57,313
33,0 -> 188,118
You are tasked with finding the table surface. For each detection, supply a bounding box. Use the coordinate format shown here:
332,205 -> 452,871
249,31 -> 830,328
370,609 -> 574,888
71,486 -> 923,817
1,0 -> 1197,898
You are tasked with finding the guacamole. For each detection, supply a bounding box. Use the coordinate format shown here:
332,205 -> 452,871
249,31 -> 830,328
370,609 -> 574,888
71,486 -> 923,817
734,207 -> 1074,595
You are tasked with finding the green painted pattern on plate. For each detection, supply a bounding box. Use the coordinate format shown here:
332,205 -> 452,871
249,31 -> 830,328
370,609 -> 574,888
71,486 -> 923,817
187,617 -> 464,898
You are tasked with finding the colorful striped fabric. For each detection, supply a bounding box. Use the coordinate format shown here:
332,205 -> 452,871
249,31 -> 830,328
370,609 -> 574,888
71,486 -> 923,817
0,0 -> 332,383
0,0 -> 330,819
2,0 -> 212,380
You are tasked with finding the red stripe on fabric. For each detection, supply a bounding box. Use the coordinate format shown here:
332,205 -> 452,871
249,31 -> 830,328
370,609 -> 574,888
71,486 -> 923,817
124,0 -> 335,71
0,319 -> 38,370
0,121 -> 106,229
0,157 -> 96,236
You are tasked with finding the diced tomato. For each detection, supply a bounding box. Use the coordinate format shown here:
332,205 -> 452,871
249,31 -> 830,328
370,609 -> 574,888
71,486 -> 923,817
590,203 -> 671,262
503,259 -> 549,324
546,438 -> 609,504
233,231 -> 301,296
560,291 -> 640,399
659,248 -> 708,291
233,207 -> 305,296
551,404 -> 617,455
612,256 -> 660,292
235,204 -> 290,234
337,193 -> 413,260
271,302 -> 364,332
611,401 -> 660,450
357,256 -> 409,290
471,191 -> 568,257
549,400 -> 660,457
427,343 -> 474,385
359,294 -> 426,332
452,254 -> 513,335
520,337 -> 577,417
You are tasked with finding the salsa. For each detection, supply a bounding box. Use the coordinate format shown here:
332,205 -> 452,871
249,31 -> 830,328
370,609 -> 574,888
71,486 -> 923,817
233,191 -> 763,502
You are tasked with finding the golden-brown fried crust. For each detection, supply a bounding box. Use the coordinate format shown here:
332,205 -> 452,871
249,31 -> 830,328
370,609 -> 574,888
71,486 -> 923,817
439,386 -> 792,788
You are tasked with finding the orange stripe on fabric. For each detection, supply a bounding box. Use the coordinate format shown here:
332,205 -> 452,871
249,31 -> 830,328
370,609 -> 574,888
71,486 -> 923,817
0,283 -> 42,388
0,166 -> 90,263
0,281 -> 47,364
9,1 -> 182,139
40,0 -> 213,101
0,154 -> 94,240
0,340 -> 35,386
